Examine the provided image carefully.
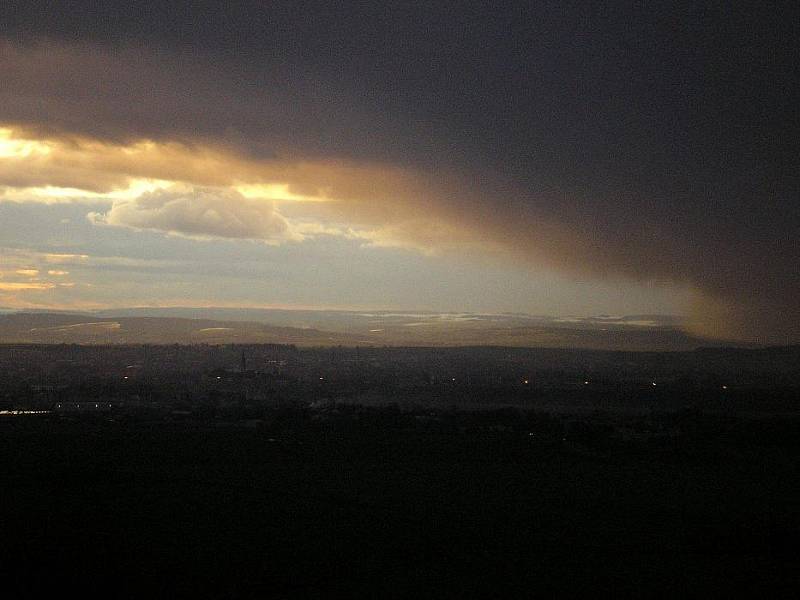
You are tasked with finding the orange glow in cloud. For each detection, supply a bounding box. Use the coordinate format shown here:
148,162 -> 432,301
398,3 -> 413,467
0,124 -> 486,253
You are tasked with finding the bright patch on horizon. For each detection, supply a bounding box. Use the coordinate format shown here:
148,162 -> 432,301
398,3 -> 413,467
29,322 -> 121,333
0,282 -> 55,291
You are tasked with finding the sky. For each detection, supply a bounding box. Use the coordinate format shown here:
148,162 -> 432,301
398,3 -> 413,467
0,2 -> 797,343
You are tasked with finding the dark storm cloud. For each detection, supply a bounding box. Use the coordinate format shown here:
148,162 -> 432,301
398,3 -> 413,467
1,1 -> 798,342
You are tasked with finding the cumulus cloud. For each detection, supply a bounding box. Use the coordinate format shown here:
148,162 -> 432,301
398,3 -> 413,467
89,186 -> 300,242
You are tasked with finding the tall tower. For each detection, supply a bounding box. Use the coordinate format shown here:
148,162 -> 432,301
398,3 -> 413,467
240,349 -> 247,373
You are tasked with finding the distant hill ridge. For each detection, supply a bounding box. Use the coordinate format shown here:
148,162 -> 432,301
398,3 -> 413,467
0,310 -> 736,351
0,312 -> 358,346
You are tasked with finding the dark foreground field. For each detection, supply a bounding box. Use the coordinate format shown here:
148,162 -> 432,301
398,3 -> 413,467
2,411 -> 799,598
